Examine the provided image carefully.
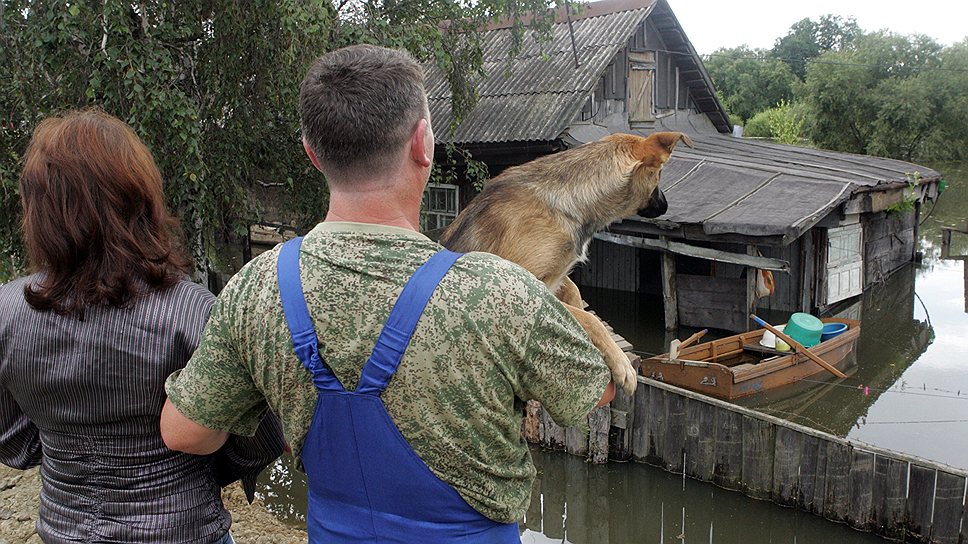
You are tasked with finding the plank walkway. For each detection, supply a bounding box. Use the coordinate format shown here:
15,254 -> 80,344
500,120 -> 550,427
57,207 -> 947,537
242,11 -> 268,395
523,320 -> 968,544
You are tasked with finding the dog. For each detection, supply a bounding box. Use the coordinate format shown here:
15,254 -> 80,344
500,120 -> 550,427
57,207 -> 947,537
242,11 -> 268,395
440,132 -> 694,396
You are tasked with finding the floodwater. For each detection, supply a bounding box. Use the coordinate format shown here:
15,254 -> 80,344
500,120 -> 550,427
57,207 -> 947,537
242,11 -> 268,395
255,162 -> 968,541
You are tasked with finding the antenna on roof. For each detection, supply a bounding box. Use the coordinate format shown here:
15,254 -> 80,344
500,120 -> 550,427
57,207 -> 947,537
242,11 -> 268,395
563,0 -> 580,68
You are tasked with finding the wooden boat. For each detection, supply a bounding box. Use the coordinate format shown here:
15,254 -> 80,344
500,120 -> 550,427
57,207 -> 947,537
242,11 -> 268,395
639,318 -> 861,400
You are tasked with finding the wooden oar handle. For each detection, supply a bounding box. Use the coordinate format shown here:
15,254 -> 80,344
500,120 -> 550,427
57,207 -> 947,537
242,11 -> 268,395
750,314 -> 847,379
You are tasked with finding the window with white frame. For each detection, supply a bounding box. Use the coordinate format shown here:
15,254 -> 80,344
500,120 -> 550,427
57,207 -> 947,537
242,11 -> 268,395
421,183 -> 459,231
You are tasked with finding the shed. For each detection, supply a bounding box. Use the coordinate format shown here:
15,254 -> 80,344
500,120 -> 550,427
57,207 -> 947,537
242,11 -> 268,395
424,0 -> 942,332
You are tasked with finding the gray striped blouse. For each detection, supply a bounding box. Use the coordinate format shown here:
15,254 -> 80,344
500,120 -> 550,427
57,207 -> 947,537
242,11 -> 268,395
0,275 -> 231,543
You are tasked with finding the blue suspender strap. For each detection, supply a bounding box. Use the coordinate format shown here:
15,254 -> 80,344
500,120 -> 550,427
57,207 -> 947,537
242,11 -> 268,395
277,237 -> 344,392
356,250 -> 462,396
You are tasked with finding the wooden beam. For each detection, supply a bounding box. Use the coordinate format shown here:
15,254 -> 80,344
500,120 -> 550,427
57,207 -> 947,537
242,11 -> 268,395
660,236 -> 678,332
595,232 -> 791,272
746,245 -> 756,331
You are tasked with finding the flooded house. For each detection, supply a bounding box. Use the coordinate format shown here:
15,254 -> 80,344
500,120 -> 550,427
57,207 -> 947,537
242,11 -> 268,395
424,0 -> 943,332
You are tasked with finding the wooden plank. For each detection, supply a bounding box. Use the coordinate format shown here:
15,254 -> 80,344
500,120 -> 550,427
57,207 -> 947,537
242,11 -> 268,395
930,471 -> 965,544
823,441 -> 852,522
662,391 -> 687,473
522,400 -> 541,444
541,406 -> 566,450
798,434 -> 822,513
712,409 -> 743,490
660,240 -> 678,331
644,387 -> 668,466
631,380 -> 651,463
683,398 -> 715,481
595,232 -> 791,271
746,246 -> 757,331
872,455 -> 907,540
846,450 -> 874,531
566,424 -> 589,458
799,230 -> 815,312
741,415 -> 775,500
772,426 -> 802,506
811,434 -> 829,516
588,405 -> 610,464
906,465 -> 935,543
607,354 -> 638,462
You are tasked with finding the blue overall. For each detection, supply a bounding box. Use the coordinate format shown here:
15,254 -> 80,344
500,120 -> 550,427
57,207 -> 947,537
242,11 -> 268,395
277,237 -> 521,543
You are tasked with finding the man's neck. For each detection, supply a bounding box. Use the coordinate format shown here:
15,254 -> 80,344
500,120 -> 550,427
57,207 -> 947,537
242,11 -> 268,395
324,178 -> 423,231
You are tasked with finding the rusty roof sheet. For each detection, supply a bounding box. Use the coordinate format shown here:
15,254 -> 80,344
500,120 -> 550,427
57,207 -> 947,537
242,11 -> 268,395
427,6 -> 651,144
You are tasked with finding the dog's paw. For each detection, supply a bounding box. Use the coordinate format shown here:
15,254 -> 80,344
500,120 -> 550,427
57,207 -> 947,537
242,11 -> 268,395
606,355 -> 638,397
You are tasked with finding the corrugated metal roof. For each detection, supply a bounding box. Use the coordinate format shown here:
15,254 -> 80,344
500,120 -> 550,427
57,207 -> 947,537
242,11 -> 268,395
615,131 -> 942,240
426,7 -> 651,144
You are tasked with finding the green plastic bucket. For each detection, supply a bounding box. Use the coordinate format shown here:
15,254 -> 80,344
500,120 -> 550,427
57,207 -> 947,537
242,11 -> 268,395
783,313 -> 823,348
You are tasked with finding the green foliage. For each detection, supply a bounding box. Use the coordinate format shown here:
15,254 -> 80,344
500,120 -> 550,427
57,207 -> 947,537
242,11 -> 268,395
1,0 -> 559,279
743,110 -> 773,138
771,15 -> 860,79
704,46 -> 798,122
743,100 -> 806,144
430,144 -> 490,192
886,172 -> 922,214
803,31 -> 964,161
768,100 -> 806,145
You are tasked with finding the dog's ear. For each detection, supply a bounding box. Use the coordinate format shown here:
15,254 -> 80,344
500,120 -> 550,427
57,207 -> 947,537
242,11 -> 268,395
634,132 -> 694,168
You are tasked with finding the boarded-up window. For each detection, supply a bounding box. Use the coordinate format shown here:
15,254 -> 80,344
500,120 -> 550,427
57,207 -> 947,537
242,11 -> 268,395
628,51 -> 655,122
825,224 -> 864,304
421,183 -> 459,231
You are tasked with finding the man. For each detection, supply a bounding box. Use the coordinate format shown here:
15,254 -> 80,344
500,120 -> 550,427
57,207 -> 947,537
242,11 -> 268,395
161,44 -> 613,542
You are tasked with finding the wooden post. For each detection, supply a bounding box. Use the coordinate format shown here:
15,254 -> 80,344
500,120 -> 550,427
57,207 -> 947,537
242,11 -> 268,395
800,231 -> 816,313
660,237 -> 678,331
746,245 -> 757,331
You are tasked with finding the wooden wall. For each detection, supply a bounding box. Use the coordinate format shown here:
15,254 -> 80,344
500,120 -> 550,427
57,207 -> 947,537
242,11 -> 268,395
577,17 -> 703,127
864,209 -> 918,288
677,274 -> 746,332
529,375 -> 968,544
572,238 -> 640,292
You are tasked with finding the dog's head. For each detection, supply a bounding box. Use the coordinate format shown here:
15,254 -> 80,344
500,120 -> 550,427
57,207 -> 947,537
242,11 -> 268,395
608,132 -> 694,219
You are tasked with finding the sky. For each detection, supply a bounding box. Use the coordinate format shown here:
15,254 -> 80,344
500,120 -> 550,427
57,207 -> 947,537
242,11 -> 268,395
669,0 -> 968,55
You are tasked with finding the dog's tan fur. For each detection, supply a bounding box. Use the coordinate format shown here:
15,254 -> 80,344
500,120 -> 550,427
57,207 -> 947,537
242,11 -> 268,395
440,132 -> 694,395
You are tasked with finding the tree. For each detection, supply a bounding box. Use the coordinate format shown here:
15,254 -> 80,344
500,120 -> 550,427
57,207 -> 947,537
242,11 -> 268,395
704,46 -> 799,122
0,0 -> 558,282
803,31 -> 963,160
772,15 -> 860,79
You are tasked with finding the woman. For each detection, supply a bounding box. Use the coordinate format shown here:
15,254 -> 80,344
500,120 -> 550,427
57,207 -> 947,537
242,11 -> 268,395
0,109 -> 236,543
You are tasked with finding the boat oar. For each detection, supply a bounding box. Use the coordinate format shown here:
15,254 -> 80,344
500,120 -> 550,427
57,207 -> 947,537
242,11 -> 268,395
750,314 -> 847,379
679,329 -> 708,350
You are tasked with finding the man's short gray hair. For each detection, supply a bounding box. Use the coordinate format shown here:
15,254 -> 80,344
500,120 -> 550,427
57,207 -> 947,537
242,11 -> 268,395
299,45 -> 428,179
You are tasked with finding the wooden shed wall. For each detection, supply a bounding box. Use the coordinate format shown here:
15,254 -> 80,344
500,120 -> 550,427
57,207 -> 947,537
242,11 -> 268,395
863,209 -> 918,288
572,238 -> 641,292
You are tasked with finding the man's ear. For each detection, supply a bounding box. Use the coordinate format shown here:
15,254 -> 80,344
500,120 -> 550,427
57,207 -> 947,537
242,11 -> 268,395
303,138 -> 323,172
410,118 -> 432,168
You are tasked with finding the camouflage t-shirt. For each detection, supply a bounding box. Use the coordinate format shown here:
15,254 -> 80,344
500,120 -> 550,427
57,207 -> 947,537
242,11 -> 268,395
165,221 -> 609,523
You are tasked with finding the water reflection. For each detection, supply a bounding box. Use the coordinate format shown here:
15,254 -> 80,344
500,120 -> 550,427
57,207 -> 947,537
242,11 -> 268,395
258,448 -> 884,543
521,449 -> 884,544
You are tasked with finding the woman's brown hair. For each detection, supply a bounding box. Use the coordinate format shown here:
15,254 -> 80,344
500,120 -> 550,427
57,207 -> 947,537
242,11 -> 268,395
19,109 -> 191,317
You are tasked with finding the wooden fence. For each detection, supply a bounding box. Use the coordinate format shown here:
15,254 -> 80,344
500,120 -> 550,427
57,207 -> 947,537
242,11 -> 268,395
525,366 -> 968,543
